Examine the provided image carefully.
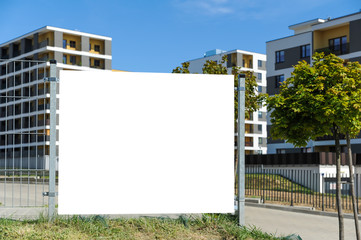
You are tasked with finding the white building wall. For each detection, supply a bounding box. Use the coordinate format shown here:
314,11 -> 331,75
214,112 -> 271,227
187,49 -> 267,154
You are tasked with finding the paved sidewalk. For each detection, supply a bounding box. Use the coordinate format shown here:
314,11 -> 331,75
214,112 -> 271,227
245,205 -> 357,240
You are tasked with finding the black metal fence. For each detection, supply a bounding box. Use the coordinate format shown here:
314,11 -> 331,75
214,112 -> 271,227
241,165 -> 361,212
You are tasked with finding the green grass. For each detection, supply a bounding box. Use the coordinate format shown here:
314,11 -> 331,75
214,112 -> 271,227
244,174 -> 314,194
0,214 -> 295,240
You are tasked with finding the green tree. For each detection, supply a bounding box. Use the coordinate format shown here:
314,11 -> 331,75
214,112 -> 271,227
268,52 -> 361,240
173,55 -> 267,120
173,55 -> 267,178
172,62 -> 190,73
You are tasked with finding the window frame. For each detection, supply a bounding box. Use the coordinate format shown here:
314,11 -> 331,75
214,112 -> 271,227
275,75 -> 284,88
69,40 -> 76,48
94,59 -> 100,67
63,40 -> 67,49
257,73 -> 262,81
300,44 -> 310,58
69,55 -> 76,65
258,124 -> 262,132
63,55 -> 67,64
329,36 -> 347,54
94,45 -> 100,52
258,86 -> 263,93
258,60 -> 262,68
276,50 -> 285,63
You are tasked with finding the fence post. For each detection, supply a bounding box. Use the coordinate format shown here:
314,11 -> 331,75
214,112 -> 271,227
322,173 -> 325,211
355,174 -> 359,214
237,74 -> 246,226
291,169 -> 294,206
262,165 -> 265,203
47,60 -> 58,220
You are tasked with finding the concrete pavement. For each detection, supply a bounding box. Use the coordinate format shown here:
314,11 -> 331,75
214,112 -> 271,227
245,205 -> 358,240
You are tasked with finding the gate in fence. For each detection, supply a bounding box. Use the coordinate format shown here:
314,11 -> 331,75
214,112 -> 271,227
242,165 -> 361,212
0,59 -> 57,219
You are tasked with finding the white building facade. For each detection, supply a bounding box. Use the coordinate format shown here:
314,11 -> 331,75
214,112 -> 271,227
187,49 -> 267,154
0,26 -> 112,169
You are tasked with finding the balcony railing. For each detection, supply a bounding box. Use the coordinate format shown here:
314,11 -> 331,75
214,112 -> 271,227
38,103 -> 50,111
38,88 -> 50,95
38,40 -> 53,49
38,119 -> 50,126
316,43 -> 349,56
13,50 -> 21,57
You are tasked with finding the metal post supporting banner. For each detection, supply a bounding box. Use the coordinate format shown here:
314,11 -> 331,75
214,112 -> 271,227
237,74 -> 246,226
46,60 -> 58,220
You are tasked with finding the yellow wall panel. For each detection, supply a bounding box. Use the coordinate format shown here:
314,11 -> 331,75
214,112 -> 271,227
63,34 -> 81,51
89,38 -> 104,54
313,25 -> 349,50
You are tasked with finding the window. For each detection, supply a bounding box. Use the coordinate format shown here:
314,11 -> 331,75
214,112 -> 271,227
301,44 -> 310,58
258,111 -> 263,119
258,86 -> 263,93
257,73 -> 262,80
63,55 -> 67,64
258,60 -> 262,68
70,55 -> 76,65
94,45 -> 100,52
249,59 -> 253,68
258,137 -> 263,144
89,59 -> 91,66
276,50 -> 285,63
94,59 -> 100,67
70,41 -> 76,48
63,40 -> 67,49
275,75 -> 284,88
329,36 -> 347,54
242,59 -> 245,67
89,43 -> 91,50
258,125 -> 262,132
257,150 -> 263,155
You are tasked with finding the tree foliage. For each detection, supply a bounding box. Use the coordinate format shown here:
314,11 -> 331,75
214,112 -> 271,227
172,62 -> 190,73
267,52 -> 361,240
268,52 -> 361,146
173,55 -> 267,120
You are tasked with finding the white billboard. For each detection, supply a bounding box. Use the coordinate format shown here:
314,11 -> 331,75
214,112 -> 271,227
58,71 -> 234,215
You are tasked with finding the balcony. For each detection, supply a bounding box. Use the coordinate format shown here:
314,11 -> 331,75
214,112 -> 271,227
316,43 -> 349,56
39,56 -> 49,62
38,119 -> 50,126
38,103 -> 50,111
234,141 -> 255,147
13,50 -> 21,58
38,88 -> 50,95
38,40 -> 53,49
245,124 -> 254,134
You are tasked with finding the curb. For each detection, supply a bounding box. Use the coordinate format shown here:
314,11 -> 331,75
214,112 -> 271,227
245,202 -> 361,220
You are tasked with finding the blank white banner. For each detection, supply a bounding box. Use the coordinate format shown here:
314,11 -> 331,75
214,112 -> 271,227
58,71 -> 234,215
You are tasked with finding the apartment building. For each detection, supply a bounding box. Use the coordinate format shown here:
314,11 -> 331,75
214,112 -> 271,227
266,12 -> 361,154
0,26 -> 112,169
187,49 -> 267,154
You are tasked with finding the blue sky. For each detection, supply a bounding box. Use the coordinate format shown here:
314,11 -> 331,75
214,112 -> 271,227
0,0 -> 359,72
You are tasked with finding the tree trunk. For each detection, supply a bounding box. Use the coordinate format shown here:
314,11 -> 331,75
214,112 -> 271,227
346,132 -> 360,240
334,125 -> 344,240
